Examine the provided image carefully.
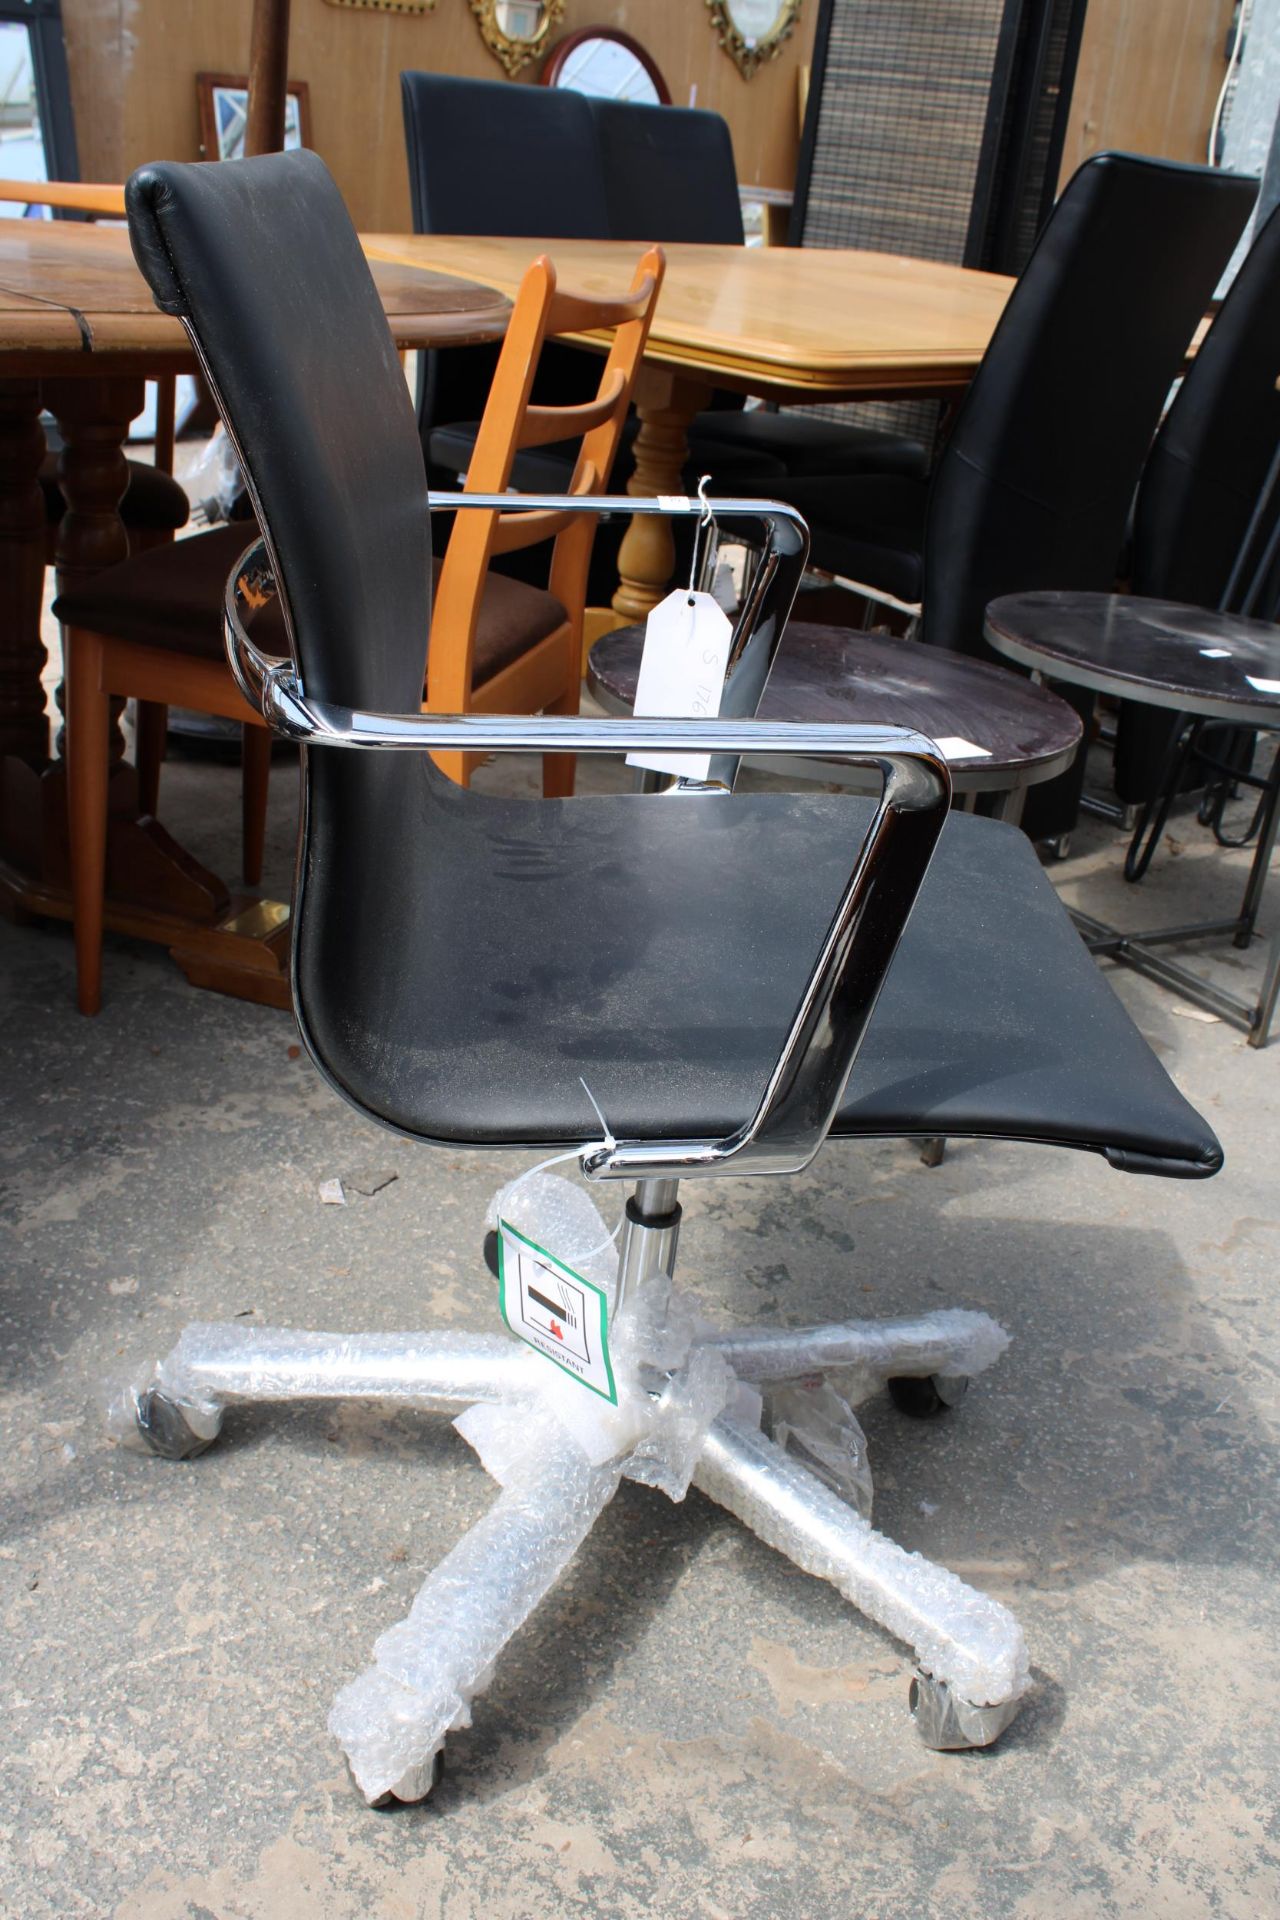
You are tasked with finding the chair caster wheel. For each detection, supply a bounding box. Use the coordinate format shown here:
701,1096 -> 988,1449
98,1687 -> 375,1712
365,1749 -> 444,1808
909,1672 -> 1022,1749
134,1388 -> 218,1459
887,1373 -> 968,1418
483,1229 -> 501,1278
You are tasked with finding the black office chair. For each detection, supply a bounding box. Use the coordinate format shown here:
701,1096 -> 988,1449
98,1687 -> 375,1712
112,150 -> 1221,1807
1113,198 -> 1280,814
775,154 -> 1258,844
402,74 -> 924,496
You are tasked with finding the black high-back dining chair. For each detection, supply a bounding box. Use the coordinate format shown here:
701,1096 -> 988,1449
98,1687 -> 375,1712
401,71 -> 614,488
115,150 -> 1221,1806
1113,198 -> 1280,809
777,153 -> 1258,844
586,95 -> 928,484
402,72 -> 924,497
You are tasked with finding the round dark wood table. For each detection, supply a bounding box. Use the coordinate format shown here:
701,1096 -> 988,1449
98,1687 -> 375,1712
589,619 -> 1083,822
984,591 -> 1280,1046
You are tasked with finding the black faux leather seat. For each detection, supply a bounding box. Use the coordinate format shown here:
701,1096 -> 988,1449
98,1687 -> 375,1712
295,759 -> 1218,1175
428,417 -> 790,493
767,474 -> 927,603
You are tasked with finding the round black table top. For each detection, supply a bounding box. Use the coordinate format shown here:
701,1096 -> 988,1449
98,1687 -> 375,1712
985,592 -> 1280,728
589,619 -> 1083,791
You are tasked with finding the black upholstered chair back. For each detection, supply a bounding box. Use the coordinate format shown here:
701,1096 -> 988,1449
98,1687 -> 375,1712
401,71 -> 609,439
401,72 -> 608,239
590,99 -> 744,245
922,153 -> 1257,657
1133,199 -> 1280,608
125,150 -> 430,720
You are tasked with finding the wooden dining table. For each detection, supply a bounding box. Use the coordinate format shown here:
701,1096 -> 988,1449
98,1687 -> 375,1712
0,216 -> 1013,1006
364,233 -> 1015,620
0,217 -> 510,1006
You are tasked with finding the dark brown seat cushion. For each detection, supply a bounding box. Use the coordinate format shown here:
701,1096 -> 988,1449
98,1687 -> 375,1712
41,452 -> 191,534
51,521 -> 567,685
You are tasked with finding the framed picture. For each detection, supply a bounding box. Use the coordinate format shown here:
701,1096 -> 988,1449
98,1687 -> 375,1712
196,73 -> 311,163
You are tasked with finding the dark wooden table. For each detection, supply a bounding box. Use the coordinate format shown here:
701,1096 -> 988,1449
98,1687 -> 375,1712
986,591 -> 1280,1045
0,220 -> 509,1006
589,619 -> 1083,822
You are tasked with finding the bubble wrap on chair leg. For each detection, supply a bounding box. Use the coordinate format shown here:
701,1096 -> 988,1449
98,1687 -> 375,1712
694,1415 -> 1029,1707
330,1404 -> 624,1804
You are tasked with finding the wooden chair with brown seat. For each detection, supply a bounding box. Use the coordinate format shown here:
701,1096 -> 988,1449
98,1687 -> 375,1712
0,178 -> 196,824
426,243 -> 663,794
57,243 -> 664,1012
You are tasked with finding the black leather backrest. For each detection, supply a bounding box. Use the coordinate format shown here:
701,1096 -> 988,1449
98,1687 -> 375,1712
126,150 -> 430,717
1133,199 -> 1280,607
922,153 -> 1257,656
402,72 -> 609,435
590,99 -> 745,244
401,72 -> 609,237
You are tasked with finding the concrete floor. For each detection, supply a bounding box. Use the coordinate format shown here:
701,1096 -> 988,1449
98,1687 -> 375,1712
2,721 -> 1278,1919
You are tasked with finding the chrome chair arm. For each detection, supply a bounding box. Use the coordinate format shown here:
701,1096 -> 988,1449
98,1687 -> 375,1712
225,494 -> 807,790
223,525 -> 950,1182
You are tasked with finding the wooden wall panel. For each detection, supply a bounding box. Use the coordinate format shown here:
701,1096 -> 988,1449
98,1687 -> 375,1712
61,0 -> 817,231
1059,0 -> 1234,183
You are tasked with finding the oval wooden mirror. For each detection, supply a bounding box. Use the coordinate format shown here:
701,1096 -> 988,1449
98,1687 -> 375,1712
542,27 -> 670,105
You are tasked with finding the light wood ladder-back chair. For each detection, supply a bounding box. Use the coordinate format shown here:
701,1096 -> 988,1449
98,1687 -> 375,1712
58,243 -> 662,1013
426,243 -> 663,795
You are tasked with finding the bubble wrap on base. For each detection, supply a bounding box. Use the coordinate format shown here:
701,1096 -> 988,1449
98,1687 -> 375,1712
694,1415 -> 1029,1707
330,1405 -> 623,1802
764,1376 -> 874,1519
106,1325 -> 526,1449
708,1309 -> 1010,1401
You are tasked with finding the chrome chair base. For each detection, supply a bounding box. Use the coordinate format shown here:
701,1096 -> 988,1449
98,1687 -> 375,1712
123,1294 -> 1029,1803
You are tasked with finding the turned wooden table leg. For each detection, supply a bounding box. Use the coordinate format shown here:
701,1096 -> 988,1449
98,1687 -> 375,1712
0,379 -> 50,768
45,374 -> 143,763
612,367 -> 710,624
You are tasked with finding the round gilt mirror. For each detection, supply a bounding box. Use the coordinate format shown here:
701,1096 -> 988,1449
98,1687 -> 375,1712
542,27 -> 671,105
706,0 -> 803,80
470,0 -> 566,79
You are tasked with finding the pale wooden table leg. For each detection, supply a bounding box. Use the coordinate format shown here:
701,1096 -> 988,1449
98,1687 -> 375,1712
612,367 -> 711,624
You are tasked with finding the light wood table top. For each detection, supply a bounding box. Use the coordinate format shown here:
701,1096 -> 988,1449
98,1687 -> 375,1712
0,219 -> 511,374
364,232 -> 1015,402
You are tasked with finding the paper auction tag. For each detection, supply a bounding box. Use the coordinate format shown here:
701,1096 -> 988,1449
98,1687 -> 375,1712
497,1220 -> 618,1404
626,588 -> 733,782
932,735 -> 992,761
